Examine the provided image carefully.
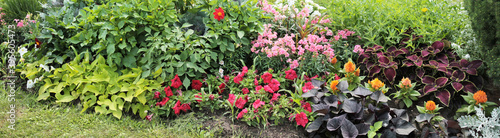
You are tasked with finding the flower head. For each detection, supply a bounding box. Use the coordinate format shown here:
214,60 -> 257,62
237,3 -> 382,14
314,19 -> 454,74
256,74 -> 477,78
303,82 -> 314,93
261,72 -> 273,83
368,78 -> 384,91
164,86 -> 173,97
235,97 -> 247,109
330,80 -> 339,92
156,97 -> 169,107
354,68 -> 360,76
17,21 -> 24,27
242,66 -> 248,74
344,60 -> 356,73
422,8 -> 428,12
237,109 -> 248,120
269,79 -> 280,92
154,91 -> 160,99
295,112 -> 308,127
213,7 -> 225,21
331,56 -> 337,64
218,83 -> 226,94
401,77 -> 411,88
18,47 -> 28,57
425,101 -> 436,111
302,102 -> 312,112
473,90 -> 487,105
172,100 -> 182,115
252,99 -> 265,109
191,80 -> 203,91
242,87 -> 249,94
234,73 -> 244,84
285,69 -> 297,80
170,74 -> 182,89
209,94 -> 215,100
271,93 -> 281,103
228,94 -> 236,106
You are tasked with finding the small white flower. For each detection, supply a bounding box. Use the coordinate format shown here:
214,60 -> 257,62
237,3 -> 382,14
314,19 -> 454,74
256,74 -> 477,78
451,43 -> 460,49
18,47 -> 28,57
40,64 -> 49,72
464,54 -> 470,59
305,5 -> 313,13
27,80 -> 35,89
218,68 -> 224,77
219,60 -> 224,65
311,11 -> 321,17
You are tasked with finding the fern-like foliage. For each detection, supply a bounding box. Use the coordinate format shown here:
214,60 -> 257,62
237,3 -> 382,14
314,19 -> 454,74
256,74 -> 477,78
458,104 -> 500,138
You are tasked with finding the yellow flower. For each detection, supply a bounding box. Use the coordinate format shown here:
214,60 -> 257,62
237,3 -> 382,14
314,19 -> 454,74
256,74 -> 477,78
330,80 -> 339,92
401,77 -> 411,88
368,78 -> 384,91
422,8 -> 428,12
331,56 -> 337,64
120,38 -> 123,41
473,90 -> 487,105
426,101 -> 436,111
354,68 -> 360,76
344,61 -> 356,73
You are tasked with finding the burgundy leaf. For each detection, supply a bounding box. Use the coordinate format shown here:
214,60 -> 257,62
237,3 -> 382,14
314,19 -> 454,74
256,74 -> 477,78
387,46 -> 397,53
449,61 -> 459,68
403,61 -> 414,67
435,89 -> 450,106
373,45 -> 383,51
436,53 -> 449,64
422,76 -> 436,85
366,61 -> 375,69
417,68 -> 425,79
407,55 -> 418,62
429,60 -> 439,67
369,65 -> 382,77
358,54 -> 370,64
384,67 -> 396,83
415,57 -> 423,67
388,61 -> 398,68
451,70 -> 465,82
466,68 -> 477,75
468,60 -> 483,69
393,50 -> 405,57
432,41 -> 444,52
423,85 -> 438,95
460,59 -> 469,67
436,77 -> 448,87
376,52 -> 385,58
445,69 -> 454,77
452,82 -> 463,91
379,56 -> 390,65
437,66 -> 448,73
421,50 -> 430,57
462,81 -> 477,93
400,48 -> 409,54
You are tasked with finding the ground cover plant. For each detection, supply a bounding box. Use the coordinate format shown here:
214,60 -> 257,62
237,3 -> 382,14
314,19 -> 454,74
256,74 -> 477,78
2,0 -> 500,137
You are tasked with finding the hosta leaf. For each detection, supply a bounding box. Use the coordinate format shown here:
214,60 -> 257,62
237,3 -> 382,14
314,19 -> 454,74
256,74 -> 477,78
435,89 -> 451,106
327,114 -> 346,131
306,116 -> 323,133
341,119 -> 358,138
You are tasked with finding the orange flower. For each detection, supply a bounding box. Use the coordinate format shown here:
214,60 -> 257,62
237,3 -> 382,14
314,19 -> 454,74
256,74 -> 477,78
344,61 -> 356,73
330,80 -> 339,92
401,77 -> 411,88
473,90 -> 487,105
354,68 -> 360,76
426,101 -> 436,111
331,56 -> 337,64
368,78 -> 384,90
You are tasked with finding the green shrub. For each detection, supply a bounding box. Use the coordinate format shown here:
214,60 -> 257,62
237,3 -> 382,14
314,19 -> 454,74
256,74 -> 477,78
2,0 -> 43,22
326,0 -> 469,49
464,0 -> 500,84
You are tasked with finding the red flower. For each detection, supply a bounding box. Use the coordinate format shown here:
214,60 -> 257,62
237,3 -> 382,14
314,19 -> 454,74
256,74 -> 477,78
213,7 -> 225,21
254,78 -> 259,86
233,73 -> 244,84
235,97 -> 247,109
209,94 -> 215,100
338,101 -> 342,105
304,75 -> 319,81
191,80 -> 202,91
264,85 -> 274,93
335,74 -> 341,80
180,103 -> 191,112
35,38 -> 42,48
228,94 -> 236,106
271,93 -> 281,103
295,112 -> 309,127
195,93 -> 202,102
261,72 -> 273,84
254,109 -> 259,113
145,114 -> 153,121
302,102 -> 312,112
269,79 -> 280,92
255,85 -> 263,92
242,88 -> 249,94
154,91 -> 160,99
164,86 -> 173,97
285,69 -> 297,80
253,99 -> 265,109
242,66 -> 248,74
237,109 -> 248,120
303,82 -> 314,93
224,75 -> 230,83
170,74 -> 182,89
218,83 -> 226,94
172,100 -> 182,115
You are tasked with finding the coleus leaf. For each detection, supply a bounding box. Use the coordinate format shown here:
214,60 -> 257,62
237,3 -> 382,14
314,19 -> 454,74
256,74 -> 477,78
422,76 -> 436,85
406,55 -> 418,62
341,119 -> 359,138
451,70 -> 465,82
369,65 -> 381,77
400,47 -> 409,54
452,82 -> 463,91
387,46 -> 397,53
384,67 -> 396,83
423,85 -> 438,95
327,114 -> 346,131
436,53 -> 449,64
358,53 -> 370,64
421,50 -> 430,57
306,116 -> 323,133
431,41 -> 444,53
379,56 -> 390,66
462,81 -> 477,93
403,60 -> 414,67
435,89 -> 451,106
417,68 -> 425,79
436,77 -> 448,87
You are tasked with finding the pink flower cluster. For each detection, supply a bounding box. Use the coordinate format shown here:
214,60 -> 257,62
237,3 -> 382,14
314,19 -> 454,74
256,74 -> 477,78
333,29 -> 356,41
353,45 -> 364,55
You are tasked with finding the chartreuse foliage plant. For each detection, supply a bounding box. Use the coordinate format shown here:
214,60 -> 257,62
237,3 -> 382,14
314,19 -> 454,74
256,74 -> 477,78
21,52 -> 162,119
326,0 -> 470,48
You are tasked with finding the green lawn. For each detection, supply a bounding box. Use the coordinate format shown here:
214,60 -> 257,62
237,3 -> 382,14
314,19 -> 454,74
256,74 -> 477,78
0,86 -> 223,137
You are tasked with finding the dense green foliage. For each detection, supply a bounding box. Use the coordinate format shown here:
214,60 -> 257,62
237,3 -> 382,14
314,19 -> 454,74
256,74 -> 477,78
1,0 -> 43,22
464,0 -> 500,84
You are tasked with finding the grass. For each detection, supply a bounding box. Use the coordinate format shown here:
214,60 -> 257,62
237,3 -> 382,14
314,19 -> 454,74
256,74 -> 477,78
0,84 -> 225,137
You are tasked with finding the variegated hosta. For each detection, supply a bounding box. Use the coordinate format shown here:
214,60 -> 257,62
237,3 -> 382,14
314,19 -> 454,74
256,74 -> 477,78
358,39 -> 483,106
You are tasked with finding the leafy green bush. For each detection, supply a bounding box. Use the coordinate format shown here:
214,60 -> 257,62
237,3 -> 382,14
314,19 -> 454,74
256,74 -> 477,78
326,0 -> 469,48
21,52 -> 162,119
464,0 -> 500,85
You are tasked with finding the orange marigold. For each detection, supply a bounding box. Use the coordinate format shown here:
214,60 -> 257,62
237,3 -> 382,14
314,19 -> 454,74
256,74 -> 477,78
368,78 -> 384,90
331,56 -> 337,64
473,90 -> 487,105
344,61 -> 356,73
425,101 -> 436,111
354,68 -> 360,76
401,77 -> 411,88
330,80 -> 339,92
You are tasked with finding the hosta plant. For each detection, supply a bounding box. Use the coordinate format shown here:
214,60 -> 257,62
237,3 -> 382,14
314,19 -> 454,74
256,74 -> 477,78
303,79 -> 415,137
358,39 -> 483,106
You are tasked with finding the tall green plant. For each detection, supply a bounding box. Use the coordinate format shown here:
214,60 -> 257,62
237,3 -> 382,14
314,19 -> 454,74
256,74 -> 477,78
2,0 -> 43,22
